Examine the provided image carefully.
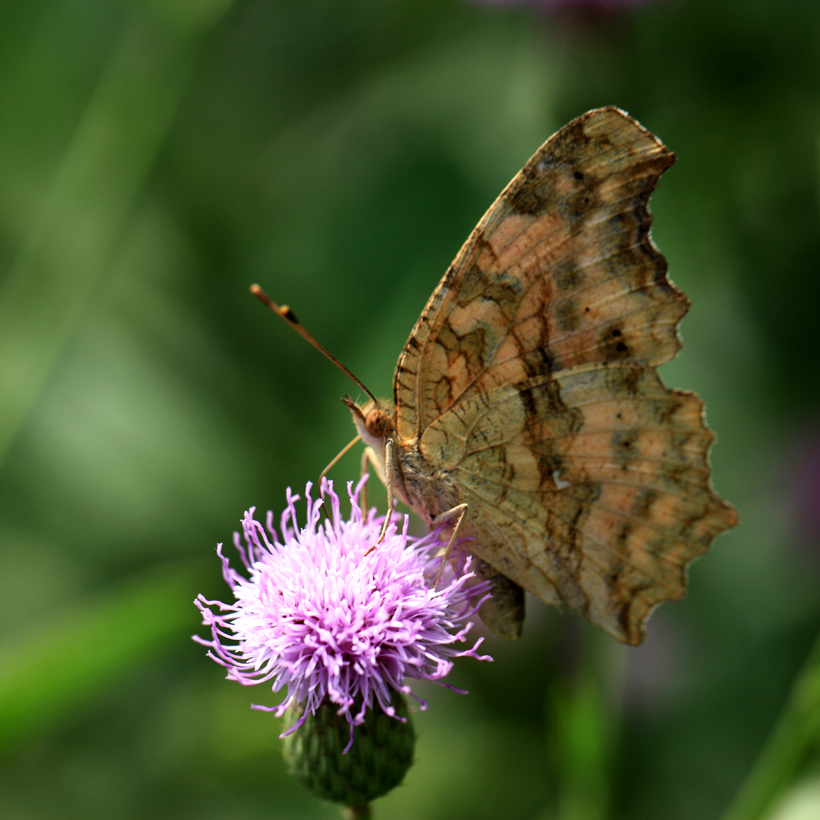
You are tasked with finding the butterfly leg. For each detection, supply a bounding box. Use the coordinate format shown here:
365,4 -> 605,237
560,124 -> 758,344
431,503 -> 469,589
359,448 -> 372,512
358,438 -> 388,516
377,439 -> 396,544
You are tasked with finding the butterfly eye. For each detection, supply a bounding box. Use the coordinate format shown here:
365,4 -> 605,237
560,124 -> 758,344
365,409 -> 389,439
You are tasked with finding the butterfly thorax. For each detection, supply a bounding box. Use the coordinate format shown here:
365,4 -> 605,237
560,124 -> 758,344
345,395 -> 459,526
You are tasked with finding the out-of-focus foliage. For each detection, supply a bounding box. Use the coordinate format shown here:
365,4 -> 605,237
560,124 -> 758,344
1,1 -> 819,819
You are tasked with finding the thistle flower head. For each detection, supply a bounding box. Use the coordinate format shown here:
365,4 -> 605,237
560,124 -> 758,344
195,477 -> 491,752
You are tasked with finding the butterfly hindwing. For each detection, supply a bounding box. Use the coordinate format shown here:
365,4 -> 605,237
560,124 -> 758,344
421,363 -> 733,643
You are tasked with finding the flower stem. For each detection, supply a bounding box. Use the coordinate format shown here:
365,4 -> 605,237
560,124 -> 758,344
719,628 -> 820,820
343,804 -> 371,820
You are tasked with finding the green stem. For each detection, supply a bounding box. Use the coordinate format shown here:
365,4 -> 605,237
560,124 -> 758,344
719,629 -> 820,820
343,804 -> 371,820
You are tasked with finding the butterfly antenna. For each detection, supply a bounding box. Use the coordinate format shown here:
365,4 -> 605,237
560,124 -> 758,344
320,434 -> 362,479
251,284 -> 377,403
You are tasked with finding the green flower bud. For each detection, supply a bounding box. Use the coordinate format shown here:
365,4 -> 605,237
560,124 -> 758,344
282,694 -> 415,806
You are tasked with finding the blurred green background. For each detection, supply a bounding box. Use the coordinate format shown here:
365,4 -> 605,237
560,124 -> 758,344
1,0 -> 819,818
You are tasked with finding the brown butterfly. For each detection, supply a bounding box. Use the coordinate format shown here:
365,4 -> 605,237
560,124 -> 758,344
256,107 -> 738,645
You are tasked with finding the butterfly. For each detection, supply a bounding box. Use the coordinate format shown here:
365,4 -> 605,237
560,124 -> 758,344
258,107 -> 738,645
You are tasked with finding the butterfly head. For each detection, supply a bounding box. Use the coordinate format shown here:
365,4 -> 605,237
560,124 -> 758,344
343,395 -> 393,451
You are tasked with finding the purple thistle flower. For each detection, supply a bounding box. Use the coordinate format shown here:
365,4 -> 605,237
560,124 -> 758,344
194,477 -> 491,752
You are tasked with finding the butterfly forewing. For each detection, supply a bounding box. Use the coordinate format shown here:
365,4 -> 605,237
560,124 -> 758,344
388,107 -> 737,644
396,108 -> 683,439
